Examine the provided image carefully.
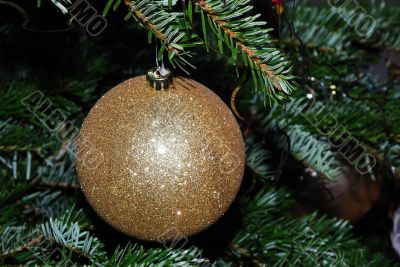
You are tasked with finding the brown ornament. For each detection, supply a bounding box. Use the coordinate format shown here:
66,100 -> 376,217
76,73 -> 245,241
293,165 -> 382,222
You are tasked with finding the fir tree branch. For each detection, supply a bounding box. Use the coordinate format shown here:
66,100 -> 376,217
123,0 -> 180,56
195,0 -> 276,78
193,0 -> 296,101
0,145 -> 42,153
287,2 -> 400,54
225,187 -> 393,266
251,98 -> 341,180
0,235 -> 43,258
228,243 -> 264,267
285,125 -> 341,180
38,180 -> 79,190
245,134 -> 280,181
120,0 -> 202,72
107,243 -> 210,266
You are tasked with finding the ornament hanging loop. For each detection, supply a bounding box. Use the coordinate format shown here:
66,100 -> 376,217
146,66 -> 173,90
150,34 -> 172,90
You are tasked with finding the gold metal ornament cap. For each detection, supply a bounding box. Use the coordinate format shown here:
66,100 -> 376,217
146,67 -> 173,90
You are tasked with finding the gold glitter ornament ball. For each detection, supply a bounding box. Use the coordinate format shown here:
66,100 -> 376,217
76,74 -> 245,241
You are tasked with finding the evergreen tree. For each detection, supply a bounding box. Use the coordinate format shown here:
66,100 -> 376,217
1,0 -> 399,265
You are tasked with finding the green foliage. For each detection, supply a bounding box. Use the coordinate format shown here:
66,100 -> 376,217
100,0 -> 298,101
225,187 -> 393,266
249,97 -> 341,180
245,134 -> 280,181
40,217 -> 105,262
119,0 -> 203,72
286,0 -> 400,54
106,244 -> 210,267
1,0 -> 399,265
193,0 -> 296,102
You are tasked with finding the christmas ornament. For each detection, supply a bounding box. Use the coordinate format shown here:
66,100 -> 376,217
76,68 -> 245,241
293,164 -> 382,222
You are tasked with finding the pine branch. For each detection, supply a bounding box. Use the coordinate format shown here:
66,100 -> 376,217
36,156 -> 78,189
0,226 -> 43,258
0,208 -> 103,264
288,2 -> 400,54
245,134 -> 280,181
225,187 -> 393,266
21,190 -> 65,219
1,207 -> 210,266
103,0 -> 298,100
0,175 -> 33,207
193,0 -> 296,101
38,180 -> 79,190
286,5 -> 350,54
0,145 -> 42,153
0,235 -> 43,258
0,148 -> 77,189
107,243 -> 210,266
41,219 -> 98,259
346,1 -> 400,50
227,243 -> 264,267
285,125 -> 341,180
252,98 -> 341,180
123,0 -> 181,55
121,0 -> 202,72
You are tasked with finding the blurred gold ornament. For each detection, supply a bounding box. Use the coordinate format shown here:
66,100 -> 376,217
76,70 -> 245,241
294,165 -> 382,222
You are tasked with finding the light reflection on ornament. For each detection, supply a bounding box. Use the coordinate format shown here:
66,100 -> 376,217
156,143 -> 167,155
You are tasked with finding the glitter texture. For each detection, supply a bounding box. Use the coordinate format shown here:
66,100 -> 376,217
76,76 -> 245,241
